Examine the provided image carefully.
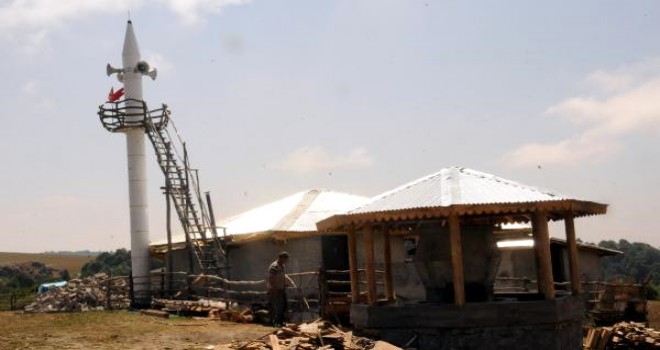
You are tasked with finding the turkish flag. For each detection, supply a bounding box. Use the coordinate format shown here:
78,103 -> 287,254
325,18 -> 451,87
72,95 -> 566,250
108,87 -> 125,102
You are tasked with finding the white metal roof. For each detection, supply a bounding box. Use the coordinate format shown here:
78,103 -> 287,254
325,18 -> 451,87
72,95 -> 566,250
151,189 -> 370,246
219,189 -> 370,234
351,166 -> 572,214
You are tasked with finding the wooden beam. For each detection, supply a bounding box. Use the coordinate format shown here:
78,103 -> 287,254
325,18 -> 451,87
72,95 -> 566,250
364,224 -> 377,306
315,199 -> 608,232
269,334 -> 281,350
383,225 -> 394,302
448,214 -> 465,306
348,224 -> 359,303
564,211 -> 582,295
532,210 -> 555,300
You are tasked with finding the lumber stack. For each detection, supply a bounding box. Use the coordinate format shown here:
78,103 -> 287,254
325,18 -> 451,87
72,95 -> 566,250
224,319 -> 402,350
153,297 -> 228,314
24,273 -> 130,312
152,298 -> 259,322
584,322 -> 660,349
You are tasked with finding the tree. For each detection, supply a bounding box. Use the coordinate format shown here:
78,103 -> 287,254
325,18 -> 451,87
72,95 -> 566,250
80,249 -> 131,277
598,239 -> 660,300
79,248 -> 163,277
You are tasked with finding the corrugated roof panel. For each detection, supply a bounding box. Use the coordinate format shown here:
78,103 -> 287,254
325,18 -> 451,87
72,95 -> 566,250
219,191 -> 307,235
219,189 -> 369,234
150,189 -> 370,246
352,166 -> 573,214
288,191 -> 371,231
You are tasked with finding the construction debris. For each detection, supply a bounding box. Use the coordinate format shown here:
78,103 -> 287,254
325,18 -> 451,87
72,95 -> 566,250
584,321 -> 660,349
140,309 -> 170,318
152,298 -> 260,323
24,273 -> 130,313
221,319 -> 402,350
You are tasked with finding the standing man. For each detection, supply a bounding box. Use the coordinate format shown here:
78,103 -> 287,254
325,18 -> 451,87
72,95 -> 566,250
267,251 -> 296,326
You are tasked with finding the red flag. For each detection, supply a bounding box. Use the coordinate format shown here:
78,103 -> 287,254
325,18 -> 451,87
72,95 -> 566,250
108,87 -> 124,102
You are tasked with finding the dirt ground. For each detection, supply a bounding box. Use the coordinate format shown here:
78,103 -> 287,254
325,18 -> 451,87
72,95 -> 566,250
0,310 -> 274,350
2,301 -> 659,349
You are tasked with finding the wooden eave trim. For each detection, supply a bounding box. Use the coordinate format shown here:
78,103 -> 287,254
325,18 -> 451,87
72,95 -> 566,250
316,199 -> 607,232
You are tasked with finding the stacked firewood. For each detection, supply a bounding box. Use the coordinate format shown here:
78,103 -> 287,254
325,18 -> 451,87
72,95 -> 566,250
152,298 -> 262,322
152,297 -> 228,314
584,322 -> 660,349
222,319 -> 401,350
24,273 -> 130,313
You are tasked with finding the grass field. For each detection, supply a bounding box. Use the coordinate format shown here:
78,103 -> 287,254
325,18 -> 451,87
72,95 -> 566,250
0,310 -> 273,350
0,252 -> 96,276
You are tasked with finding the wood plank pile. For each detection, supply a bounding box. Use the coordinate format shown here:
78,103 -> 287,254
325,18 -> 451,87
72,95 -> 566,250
152,298 -> 259,322
153,297 -> 228,314
24,273 -> 130,313
584,322 -> 660,349
221,319 -> 402,350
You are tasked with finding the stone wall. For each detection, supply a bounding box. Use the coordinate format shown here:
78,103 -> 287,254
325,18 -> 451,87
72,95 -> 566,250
376,318 -> 582,350
352,296 -> 585,350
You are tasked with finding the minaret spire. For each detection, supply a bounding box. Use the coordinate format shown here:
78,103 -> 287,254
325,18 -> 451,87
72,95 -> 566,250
100,20 -> 154,307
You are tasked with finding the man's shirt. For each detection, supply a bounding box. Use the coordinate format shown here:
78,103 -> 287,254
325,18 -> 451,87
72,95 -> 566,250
267,260 -> 286,290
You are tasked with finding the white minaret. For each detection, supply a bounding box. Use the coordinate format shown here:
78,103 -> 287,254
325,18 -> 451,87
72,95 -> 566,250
123,20 -> 150,306
106,20 -> 156,306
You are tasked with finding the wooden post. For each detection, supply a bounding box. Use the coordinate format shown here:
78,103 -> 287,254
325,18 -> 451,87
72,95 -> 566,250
364,224 -> 377,306
165,178 -> 173,295
383,225 -> 394,302
564,211 -> 582,295
448,214 -> 465,306
532,210 -> 555,300
348,225 -> 359,304
318,267 -> 327,318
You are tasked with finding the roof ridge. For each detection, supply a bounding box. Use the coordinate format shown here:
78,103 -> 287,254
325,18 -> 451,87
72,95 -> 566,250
272,190 -> 323,231
349,166 -> 586,215
351,168 -> 448,212
447,166 -> 463,205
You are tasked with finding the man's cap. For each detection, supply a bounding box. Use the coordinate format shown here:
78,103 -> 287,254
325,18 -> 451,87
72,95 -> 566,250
278,251 -> 290,258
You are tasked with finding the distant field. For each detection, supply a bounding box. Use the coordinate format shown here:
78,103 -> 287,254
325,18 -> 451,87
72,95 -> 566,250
0,252 -> 96,275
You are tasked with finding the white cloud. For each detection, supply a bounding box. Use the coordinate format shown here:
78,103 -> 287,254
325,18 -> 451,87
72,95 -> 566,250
164,0 -> 251,25
504,132 -> 620,168
0,0 -> 249,52
21,80 -> 40,96
19,79 -> 54,110
273,146 -> 375,173
0,0 -> 138,31
144,52 -> 174,75
583,70 -> 633,93
505,59 -> 660,167
582,57 -> 660,93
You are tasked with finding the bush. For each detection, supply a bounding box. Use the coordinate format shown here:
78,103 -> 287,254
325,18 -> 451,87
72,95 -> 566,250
81,249 -> 131,277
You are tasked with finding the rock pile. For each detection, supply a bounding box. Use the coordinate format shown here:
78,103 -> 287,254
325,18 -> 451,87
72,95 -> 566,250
24,273 -> 130,312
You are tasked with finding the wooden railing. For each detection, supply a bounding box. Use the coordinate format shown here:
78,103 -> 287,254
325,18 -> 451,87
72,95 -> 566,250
149,267 -> 389,321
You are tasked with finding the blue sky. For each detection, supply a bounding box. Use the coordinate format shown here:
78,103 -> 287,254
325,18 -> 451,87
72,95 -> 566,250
1,0 -> 659,252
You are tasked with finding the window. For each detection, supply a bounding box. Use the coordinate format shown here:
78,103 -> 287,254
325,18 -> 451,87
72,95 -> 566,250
404,236 -> 418,262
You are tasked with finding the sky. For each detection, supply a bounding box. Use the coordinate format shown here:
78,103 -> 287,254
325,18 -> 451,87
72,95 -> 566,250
1,0 -> 659,253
